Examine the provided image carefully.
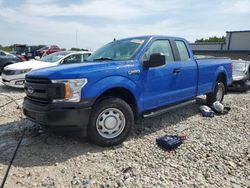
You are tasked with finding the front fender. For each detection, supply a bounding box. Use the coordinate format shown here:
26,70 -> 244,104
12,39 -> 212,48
83,76 -> 143,112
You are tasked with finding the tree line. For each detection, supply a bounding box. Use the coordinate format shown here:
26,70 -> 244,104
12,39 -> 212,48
195,36 -> 226,43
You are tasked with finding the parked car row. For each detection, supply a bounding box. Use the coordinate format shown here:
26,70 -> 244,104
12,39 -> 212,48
2,47 -> 249,93
1,51 -> 92,88
37,45 -> 61,57
8,44 -> 62,60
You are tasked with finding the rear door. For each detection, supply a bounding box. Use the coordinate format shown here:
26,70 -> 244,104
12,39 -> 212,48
142,39 -> 184,110
172,40 -> 198,100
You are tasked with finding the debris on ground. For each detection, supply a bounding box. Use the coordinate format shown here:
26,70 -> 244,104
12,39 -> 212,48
173,124 -> 189,132
156,135 -> 186,151
199,105 -> 215,117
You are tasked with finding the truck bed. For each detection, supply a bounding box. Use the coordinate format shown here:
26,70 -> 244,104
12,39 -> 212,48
196,58 -> 232,95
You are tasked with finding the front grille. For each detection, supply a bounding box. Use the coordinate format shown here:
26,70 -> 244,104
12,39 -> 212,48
25,76 -> 51,84
25,76 -> 65,104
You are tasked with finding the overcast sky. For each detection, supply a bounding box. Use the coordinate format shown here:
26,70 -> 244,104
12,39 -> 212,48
0,0 -> 249,50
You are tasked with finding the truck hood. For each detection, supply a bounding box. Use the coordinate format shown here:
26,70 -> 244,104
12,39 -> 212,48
4,60 -> 58,70
27,61 -> 133,79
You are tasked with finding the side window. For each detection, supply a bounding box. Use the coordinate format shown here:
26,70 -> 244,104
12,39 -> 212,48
63,54 -> 81,64
175,41 -> 190,61
82,53 -> 91,62
143,40 -> 174,63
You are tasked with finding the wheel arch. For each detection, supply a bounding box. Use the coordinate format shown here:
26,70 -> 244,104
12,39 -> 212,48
94,87 -> 139,121
216,72 -> 227,93
84,76 -> 142,121
213,66 -> 228,93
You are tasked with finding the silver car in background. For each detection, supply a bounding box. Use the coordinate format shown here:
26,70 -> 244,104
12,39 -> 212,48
230,59 -> 250,91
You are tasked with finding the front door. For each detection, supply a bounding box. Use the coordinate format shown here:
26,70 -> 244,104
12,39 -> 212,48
142,39 -> 184,111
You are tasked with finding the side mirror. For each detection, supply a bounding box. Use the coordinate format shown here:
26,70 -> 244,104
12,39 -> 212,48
143,53 -> 166,68
34,56 -> 40,60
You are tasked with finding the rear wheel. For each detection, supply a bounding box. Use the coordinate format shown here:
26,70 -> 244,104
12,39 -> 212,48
87,98 -> 134,146
206,82 -> 225,106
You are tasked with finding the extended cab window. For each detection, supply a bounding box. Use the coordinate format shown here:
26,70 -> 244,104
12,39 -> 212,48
175,41 -> 190,61
143,40 -> 174,63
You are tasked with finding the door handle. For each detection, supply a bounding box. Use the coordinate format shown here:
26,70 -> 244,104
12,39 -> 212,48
173,68 -> 181,75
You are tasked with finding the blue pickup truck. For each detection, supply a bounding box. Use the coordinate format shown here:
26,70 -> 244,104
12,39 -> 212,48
23,35 -> 232,146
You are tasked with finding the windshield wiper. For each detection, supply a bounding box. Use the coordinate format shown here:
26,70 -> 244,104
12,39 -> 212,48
93,57 -> 113,61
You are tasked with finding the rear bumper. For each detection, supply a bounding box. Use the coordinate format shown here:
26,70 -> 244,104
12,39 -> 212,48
23,98 -> 94,136
228,79 -> 249,90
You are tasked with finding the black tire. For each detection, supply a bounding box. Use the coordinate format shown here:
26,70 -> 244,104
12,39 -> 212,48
206,82 -> 225,106
87,98 -> 134,147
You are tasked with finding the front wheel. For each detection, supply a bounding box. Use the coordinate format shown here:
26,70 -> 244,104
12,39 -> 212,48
206,82 -> 225,106
87,98 -> 134,147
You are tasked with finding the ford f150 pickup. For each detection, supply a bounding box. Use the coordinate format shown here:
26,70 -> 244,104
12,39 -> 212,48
23,35 -> 232,146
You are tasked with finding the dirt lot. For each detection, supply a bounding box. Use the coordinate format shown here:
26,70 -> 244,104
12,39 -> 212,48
0,79 -> 249,188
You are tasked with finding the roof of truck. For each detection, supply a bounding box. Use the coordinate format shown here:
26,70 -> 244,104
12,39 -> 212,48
117,35 -> 186,41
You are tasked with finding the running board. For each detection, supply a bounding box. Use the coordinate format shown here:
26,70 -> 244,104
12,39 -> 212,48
143,100 -> 196,118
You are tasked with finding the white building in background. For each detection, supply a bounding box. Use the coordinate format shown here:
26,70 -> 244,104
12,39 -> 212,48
190,30 -> 250,60
224,30 -> 250,50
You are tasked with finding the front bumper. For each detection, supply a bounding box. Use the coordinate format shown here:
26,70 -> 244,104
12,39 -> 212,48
1,73 -> 26,88
23,98 -> 94,136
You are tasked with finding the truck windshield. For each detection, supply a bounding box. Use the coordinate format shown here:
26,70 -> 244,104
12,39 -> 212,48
40,51 -> 70,63
87,38 -> 147,62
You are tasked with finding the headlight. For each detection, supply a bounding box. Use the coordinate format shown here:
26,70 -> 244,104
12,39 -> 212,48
15,68 -> 32,74
52,78 -> 87,103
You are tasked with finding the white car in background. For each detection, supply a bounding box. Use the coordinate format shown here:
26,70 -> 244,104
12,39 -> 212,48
229,59 -> 250,91
2,51 -> 92,88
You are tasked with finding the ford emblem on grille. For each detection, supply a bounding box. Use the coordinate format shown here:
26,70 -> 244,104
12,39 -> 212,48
27,86 -> 34,94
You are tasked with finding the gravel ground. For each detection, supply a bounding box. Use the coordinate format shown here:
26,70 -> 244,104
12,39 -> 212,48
0,79 -> 249,188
